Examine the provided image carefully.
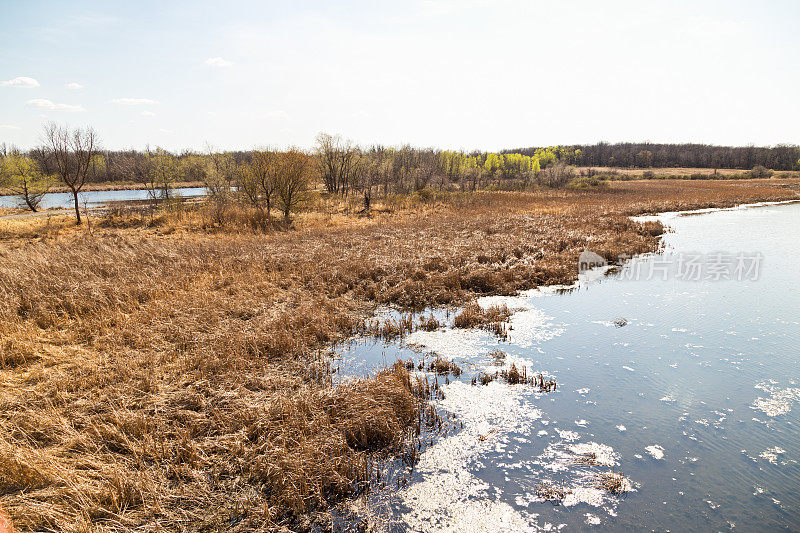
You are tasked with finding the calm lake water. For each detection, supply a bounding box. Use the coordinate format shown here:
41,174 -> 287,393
338,202 -> 800,532
0,187 -> 206,210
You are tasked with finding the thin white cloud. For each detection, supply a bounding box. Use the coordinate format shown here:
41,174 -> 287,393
66,82 -> 84,90
140,110 -> 156,117
26,98 -> 85,112
265,110 -> 290,120
2,76 -> 40,88
0,124 -> 22,130
111,97 -> 158,105
205,56 -> 233,67
68,13 -> 121,26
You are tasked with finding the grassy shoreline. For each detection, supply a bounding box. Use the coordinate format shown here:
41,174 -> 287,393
0,179 -> 797,531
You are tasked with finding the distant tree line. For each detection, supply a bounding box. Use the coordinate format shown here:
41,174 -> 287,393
7,125 -> 798,223
506,142 -> 800,171
313,134 -> 578,200
2,129 -> 585,221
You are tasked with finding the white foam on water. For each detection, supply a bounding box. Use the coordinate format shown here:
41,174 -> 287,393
533,440 -> 634,511
563,487 -> 610,508
759,446 -> 787,465
405,327 -> 492,362
475,295 -> 564,348
751,381 -> 800,417
555,429 -> 580,442
399,380 -> 542,531
506,307 -> 565,348
645,445 -> 666,460
568,442 -> 617,466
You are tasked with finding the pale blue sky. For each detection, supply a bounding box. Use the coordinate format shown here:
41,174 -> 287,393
1,0 -> 798,151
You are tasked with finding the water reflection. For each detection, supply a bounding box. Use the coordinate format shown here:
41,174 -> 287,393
338,202 -> 800,532
0,187 -> 206,210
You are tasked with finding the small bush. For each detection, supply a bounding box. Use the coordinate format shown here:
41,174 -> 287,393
749,165 -> 773,179
567,176 -> 608,190
418,315 -> 441,331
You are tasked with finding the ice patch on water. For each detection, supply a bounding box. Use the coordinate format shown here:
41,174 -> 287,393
645,445 -> 665,460
622,366 -> 635,372
660,395 -> 676,403
616,425 -> 627,432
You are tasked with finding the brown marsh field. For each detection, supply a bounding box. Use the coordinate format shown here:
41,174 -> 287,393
0,179 -> 798,531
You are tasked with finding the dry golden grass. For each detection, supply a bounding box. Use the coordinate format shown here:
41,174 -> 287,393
596,472 -> 627,495
0,179 -> 797,530
586,167 -> 800,179
585,166 -> 753,177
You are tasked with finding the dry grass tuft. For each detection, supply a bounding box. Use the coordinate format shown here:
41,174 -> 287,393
536,483 -> 571,502
427,356 -> 462,377
574,452 -> 600,466
418,315 -> 441,332
596,472 -> 628,495
454,302 -> 512,338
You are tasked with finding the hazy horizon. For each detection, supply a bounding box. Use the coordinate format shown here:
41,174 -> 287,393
2,0 -> 799,152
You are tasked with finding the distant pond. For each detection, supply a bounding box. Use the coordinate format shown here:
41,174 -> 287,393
0,187 -> 207,210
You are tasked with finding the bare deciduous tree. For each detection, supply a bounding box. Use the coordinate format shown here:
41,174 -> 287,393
277,149 -> 312,219
240,149 -> 280,217
315,133 -> 359,195
41,122 -> 99,224
414,152 -> 438,191
537,162 -> 575,188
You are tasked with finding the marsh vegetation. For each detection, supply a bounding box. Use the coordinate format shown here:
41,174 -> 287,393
0,132 -> 797,531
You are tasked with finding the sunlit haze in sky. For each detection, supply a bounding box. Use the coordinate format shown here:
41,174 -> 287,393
1,0 -> 798,151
